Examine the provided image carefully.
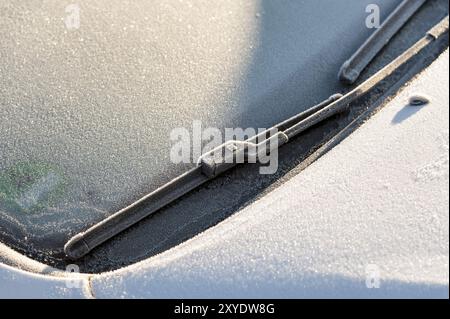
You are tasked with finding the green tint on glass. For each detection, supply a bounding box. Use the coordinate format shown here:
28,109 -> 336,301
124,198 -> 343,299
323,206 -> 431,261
0,162 -> 67,213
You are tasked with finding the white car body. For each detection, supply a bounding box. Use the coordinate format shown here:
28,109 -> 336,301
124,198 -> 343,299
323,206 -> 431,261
1,50 -> 448,298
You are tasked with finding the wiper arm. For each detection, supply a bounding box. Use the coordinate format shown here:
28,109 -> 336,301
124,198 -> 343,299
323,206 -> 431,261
64,93 -> 343,260
65,15 -> 449,260
339,0 -> 427,84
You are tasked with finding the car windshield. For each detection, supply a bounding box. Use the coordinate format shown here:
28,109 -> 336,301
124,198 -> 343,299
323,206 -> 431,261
2,0 -> 446,269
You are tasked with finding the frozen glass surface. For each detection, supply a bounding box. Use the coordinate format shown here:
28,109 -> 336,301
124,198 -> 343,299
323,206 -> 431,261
0,0 -> 400,250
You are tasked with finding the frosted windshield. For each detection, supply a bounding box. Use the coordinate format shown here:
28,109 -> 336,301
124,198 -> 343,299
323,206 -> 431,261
0,0 -> 400,252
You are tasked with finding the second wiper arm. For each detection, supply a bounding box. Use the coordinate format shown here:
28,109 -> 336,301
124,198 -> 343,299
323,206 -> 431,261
339,0 -> 427,84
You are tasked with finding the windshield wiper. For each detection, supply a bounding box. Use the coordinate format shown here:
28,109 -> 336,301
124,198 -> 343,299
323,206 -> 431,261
339,0 -> 427,84
65,15 -> 449,260
64,93 -> 344,259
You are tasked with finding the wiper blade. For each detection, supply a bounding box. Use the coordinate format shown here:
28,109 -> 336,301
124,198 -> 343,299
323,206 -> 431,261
64,93 -> 343,260
339,0 -> 427,84
64,15 -> 449,260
